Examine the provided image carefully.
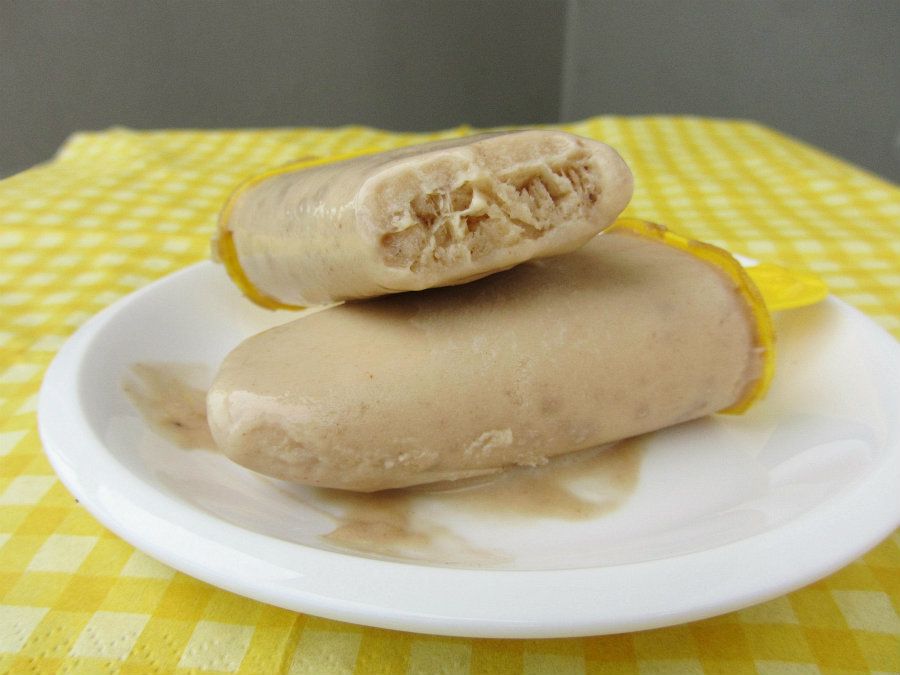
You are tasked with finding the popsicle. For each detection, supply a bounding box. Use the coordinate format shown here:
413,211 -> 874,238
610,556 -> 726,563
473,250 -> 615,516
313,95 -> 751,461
206,219 -> 775,491
214,130 -> 633,307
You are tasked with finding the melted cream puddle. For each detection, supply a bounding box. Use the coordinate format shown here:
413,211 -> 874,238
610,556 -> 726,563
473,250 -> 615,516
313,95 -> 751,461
126,362 -> 643,564
315,440 -> 642,562
123,362 -> 216,451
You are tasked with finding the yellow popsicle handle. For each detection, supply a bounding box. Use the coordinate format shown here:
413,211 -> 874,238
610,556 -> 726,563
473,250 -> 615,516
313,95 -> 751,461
744,262 -> 829,312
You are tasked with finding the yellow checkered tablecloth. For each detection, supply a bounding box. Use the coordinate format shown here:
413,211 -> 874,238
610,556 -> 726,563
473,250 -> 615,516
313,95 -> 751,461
1,117 -> 899,674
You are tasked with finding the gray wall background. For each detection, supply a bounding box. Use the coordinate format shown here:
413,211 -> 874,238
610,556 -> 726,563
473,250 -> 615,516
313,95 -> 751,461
3,0 -> 899,182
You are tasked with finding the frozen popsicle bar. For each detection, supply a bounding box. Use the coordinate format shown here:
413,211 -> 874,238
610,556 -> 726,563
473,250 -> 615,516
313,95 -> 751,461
214,130 -> 633,307
207,219 -> 774,492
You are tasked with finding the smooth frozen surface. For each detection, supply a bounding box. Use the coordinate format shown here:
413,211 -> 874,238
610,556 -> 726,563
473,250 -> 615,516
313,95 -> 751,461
209,230 -> 762,491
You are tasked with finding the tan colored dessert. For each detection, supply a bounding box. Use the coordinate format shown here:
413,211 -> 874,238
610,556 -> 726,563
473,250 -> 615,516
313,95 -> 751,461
207,220 -> 773,492
214,130 -> 633,307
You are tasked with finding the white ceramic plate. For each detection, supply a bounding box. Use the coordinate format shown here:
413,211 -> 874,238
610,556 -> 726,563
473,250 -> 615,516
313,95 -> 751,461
38,261 -> 900,638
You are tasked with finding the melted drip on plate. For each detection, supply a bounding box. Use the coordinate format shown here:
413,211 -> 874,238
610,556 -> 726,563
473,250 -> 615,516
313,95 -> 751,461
123,362 -> 217,451
126,362 -> 642,563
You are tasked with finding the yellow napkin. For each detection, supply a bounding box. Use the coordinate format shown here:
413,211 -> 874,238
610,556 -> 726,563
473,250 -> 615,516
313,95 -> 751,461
1,117 -> 898,674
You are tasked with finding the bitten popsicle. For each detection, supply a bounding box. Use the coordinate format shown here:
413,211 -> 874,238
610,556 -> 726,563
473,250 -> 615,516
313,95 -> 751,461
207,220 -> 774,492
214,130 -> 633,307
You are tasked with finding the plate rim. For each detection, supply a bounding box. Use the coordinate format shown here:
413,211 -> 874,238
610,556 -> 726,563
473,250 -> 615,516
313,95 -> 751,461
37,261 -> 900,638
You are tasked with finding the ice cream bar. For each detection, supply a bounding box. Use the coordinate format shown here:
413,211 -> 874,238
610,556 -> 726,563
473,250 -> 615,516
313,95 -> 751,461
214,130 -> 633,307
206,219 -> 774,491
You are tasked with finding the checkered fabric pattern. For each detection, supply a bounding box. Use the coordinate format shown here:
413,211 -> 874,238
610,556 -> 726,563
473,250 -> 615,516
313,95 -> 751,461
1,117 -> 898,674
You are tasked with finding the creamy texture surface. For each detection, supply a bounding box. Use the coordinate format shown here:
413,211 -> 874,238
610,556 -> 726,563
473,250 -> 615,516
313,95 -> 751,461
219,130 -> 632,305
207,228 -> 764,491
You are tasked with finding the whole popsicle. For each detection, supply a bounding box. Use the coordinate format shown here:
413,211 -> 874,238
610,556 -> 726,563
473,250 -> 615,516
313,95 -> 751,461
214,130 -> 633,307
207,220 -> 774,491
